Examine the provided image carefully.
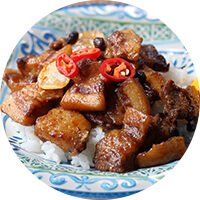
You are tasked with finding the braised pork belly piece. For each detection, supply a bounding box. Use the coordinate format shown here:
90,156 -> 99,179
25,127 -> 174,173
104,29 -> 143,61
116,78 -> 151,115
61,59 -> 110,112
137,45 -> 169,72
17,45 -> 72,78
94,107 -> 152,172
85,78 -> 151,131
85,85 -> 125,130
72,31 -> 105,52
135,136 -> 186,168
140,113 -> 179,152
160,80 -> 200,123
3,68 -> 37,92
0,82 -> 64,125
17,49 -> 55,77
49,37 -> 68,50
140,65 -> 166,93
35,107 -> 91,156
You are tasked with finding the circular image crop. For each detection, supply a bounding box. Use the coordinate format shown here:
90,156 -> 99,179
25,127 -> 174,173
0,1 -> 199,199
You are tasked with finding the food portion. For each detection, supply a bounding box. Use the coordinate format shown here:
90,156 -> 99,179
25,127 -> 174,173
35,107 -> 91,156
1,29 -> 199,173
0,82 -> 64,125
94,107 -> 152,172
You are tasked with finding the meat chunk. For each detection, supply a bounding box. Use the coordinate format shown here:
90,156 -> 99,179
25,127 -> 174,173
116,78 -> 151,115
140,65 -> 166,93
138,45 -> 169,72
85,78 -> 151,130
17,49 -> 55,77
0,82 -> 64,125
94,107 -> 152,172
104,29 -> 143,61
17,45 -> 72,78
84,85 -> 125,130
94,129 -> 137,173
142,82 -> 160,106
140,113 -> 179,152
61,59 -> 110,112
49,37 -> 68,50
135,136 -> 186,168
3,68 -> 37,92
160,80 -> 199,123
35,107 -> 91,156
123,107 -> 153,140
72,31 -> 105,52
185,85 -> 200,122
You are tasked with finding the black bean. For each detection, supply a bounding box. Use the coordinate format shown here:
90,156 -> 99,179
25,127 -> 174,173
93,37 -> 105,51
134,71 -> 146,84
186,120 -> 196,132
65,31 -> 79,44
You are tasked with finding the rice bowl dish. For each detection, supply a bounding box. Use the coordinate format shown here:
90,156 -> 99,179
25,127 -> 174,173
0,2 -> 199,199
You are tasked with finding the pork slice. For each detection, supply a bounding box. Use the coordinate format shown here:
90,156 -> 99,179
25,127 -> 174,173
137,44 -> 169,72
94,107 -> 152,172
85,78 -> 152,130
3,68 -> 37,92
116,78 -> 152,115
135,136 -> 186,168
61,59 -> 110,112
104,29 -> 143,61
140,65 -> 166,93
17,45 -> 72,78
35,107 -> 91,156
160,80 -> 200,123
140,113 -> 179,152
0,82 -> 64,125
17,49 -> 55,77
84,85 -> 125,131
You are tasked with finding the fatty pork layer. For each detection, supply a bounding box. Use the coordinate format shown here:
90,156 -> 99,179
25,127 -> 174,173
35,107 -> 91,156
0,82 -> 64,125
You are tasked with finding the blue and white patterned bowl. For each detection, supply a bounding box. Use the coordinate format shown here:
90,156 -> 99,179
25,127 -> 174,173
0,2 -> 196,199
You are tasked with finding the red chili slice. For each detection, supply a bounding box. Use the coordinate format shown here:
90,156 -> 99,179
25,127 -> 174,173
70,48 -> 101,62
56,53 -> 79,78
100,58 -> 135,82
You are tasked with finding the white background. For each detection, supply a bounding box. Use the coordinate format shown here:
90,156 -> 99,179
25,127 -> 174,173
0,0 -> 200,200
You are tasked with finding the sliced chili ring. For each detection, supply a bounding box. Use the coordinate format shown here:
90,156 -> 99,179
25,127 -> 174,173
100,58 -> 135,82
56,53 -> 79,78
70,48 -> 101,62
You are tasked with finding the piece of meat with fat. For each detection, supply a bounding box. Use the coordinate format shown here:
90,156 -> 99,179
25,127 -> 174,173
160,80 -> 199,123
0,82 -> 64,125
137,44 -> 169,72
49,37 -> 68,50
85,78 -> 151,130
2,68 -> 37,92
140,65 -> 166,93
135,136 -> 186,168
17,45 -> 72,78
17,49 -> 55,77
84,86 -> 125,130
61,59 -> 110,112
104,29 -> 143,61
94,107 -> 152,172
116,78 -> 152,115
72,31 -> 105,52
35,107 -> 91,156
140,113 -> 179,152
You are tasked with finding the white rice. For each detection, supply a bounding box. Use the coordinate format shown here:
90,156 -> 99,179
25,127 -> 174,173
16,122 -> 105,169
161,60 -> 192,88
